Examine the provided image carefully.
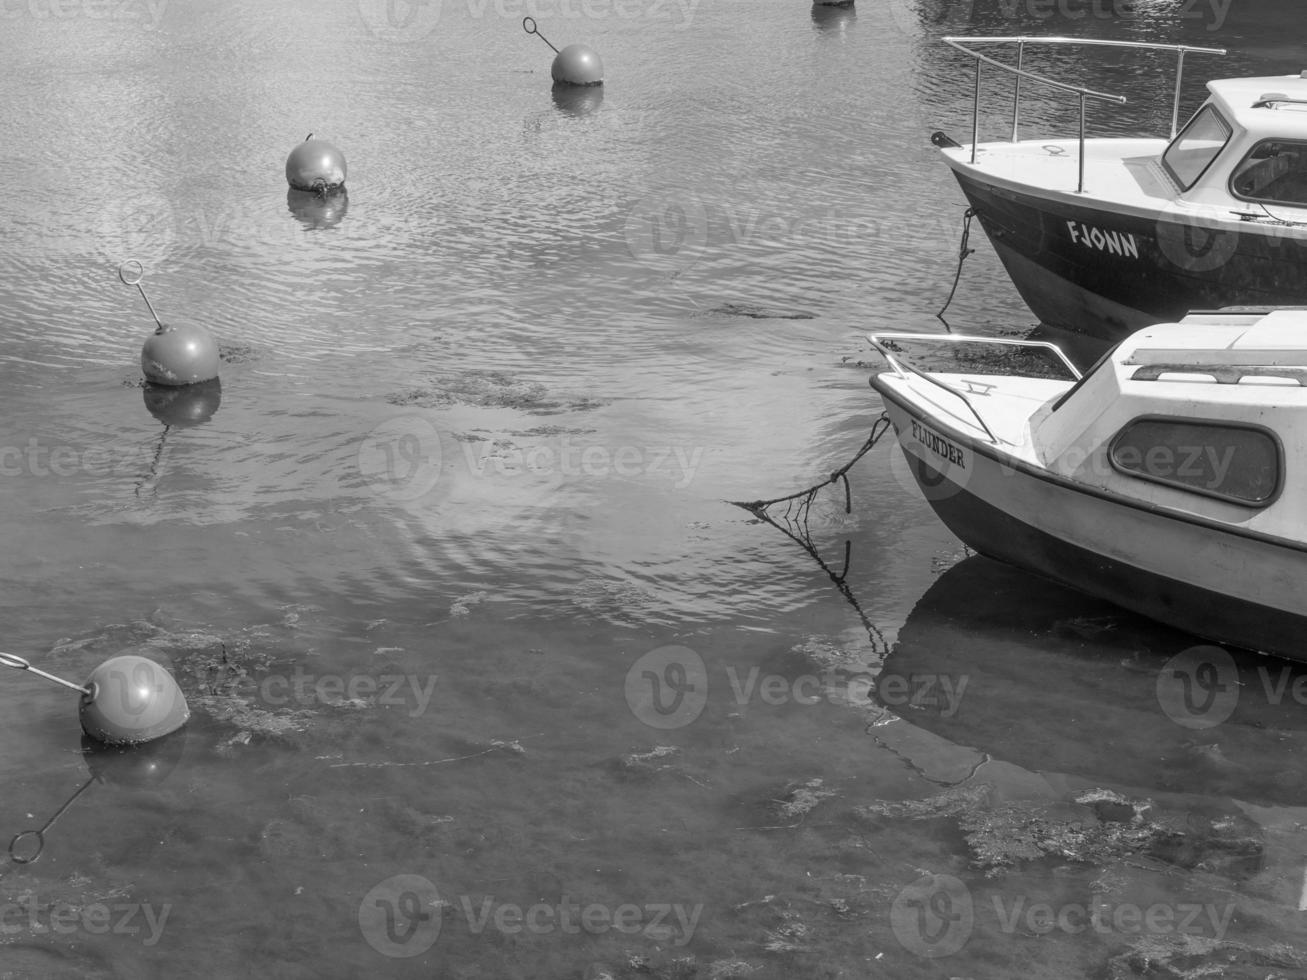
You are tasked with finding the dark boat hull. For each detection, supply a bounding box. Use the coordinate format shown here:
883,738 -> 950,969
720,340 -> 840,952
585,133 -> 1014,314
951,168 -> 1307,341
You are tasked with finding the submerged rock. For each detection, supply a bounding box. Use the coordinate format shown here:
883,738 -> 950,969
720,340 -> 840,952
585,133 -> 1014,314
772,778 -> 835,820
1106,934 -> 1307,979
386,370 -> 605,414
698,302 -> 815,320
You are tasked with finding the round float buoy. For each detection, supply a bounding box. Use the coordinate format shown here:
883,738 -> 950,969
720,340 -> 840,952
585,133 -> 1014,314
285,135 -> 347,193
141,322 -> 220,386
79,654 -> 190,746
551,44 -> 603,86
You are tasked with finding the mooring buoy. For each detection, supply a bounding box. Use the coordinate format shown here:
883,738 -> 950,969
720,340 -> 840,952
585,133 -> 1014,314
524,18 -> 603,87
285,133 -> 347,193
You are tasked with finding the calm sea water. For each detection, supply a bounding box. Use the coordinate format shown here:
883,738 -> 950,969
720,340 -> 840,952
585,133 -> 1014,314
2,0 -> 1306,977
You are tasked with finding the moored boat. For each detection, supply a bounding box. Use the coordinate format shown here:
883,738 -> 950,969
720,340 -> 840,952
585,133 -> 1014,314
868,307 -> 1307,660
934,36 -> 1307,340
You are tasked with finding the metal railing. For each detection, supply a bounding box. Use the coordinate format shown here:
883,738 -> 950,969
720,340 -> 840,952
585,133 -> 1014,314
942,36 -> 1226,193
867,332 -> 1082,445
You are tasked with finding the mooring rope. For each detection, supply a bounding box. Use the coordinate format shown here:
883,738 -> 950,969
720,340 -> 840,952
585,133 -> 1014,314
935,206 -> 978,328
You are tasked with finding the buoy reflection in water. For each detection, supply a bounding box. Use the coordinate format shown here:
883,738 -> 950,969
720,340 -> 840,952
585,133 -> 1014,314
286,188 -> 349,231
143,378 -> 222,428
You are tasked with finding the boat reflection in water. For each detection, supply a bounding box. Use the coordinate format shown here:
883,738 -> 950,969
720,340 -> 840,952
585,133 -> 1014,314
884,554 -> 1307,809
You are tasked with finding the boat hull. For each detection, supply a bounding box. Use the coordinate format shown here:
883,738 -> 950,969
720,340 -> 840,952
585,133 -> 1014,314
873,376 -> 1307,660
950,167 -> 1307,341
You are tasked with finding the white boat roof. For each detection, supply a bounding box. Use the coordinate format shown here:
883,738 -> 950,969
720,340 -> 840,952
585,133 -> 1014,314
1208,75 -> 1307,138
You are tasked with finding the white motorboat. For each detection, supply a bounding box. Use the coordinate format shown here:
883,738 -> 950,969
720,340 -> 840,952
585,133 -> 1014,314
934,36 -> 1307,340
868,306 -> 1307,660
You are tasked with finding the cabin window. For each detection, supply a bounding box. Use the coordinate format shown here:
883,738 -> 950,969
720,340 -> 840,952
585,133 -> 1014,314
1162,104 -> 1232,190
1231,139 -> 1307,206
1108,417 -> 1281,506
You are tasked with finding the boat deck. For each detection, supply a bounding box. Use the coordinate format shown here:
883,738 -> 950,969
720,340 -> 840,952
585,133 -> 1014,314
940,139 -> 1176,213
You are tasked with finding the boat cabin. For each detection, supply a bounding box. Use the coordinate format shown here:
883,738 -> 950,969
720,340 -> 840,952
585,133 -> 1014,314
1166,74 -> 1307,211
1029,308 -> 1307,536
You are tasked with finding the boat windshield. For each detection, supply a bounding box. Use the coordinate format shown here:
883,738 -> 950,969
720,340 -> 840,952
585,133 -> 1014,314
1231,139 -> 1307,207
1162,103 -> 1232,190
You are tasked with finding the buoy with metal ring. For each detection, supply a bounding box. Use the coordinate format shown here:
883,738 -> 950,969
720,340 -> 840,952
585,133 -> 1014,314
285,133 -> 347,193
79,654 -> 191,745
0,650 -> 190,746
523,18 -> 603,87
120,261 -> 220,386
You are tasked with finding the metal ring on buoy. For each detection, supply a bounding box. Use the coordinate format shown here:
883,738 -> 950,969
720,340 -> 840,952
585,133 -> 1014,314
9,829 -> 45,865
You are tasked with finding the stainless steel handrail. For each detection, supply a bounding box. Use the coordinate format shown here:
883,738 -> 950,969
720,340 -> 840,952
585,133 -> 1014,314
867,332 -> 1082,446
942,36 -> 1226,193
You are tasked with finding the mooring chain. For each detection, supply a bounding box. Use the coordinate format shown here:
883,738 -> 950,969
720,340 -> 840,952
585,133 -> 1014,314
733,413 -> 892,523
730,413 -> 894,656
936,206 -> 978,327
